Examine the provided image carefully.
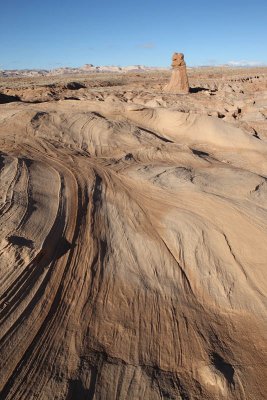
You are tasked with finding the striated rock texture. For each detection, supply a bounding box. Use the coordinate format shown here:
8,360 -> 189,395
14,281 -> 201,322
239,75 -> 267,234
0,97 -> 267,400
164,53 -> 190,94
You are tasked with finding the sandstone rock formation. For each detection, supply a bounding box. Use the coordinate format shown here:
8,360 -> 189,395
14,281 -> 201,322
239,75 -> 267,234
0,97 -> 267,399
0,68 -> 267,400
164,52 -> 190,94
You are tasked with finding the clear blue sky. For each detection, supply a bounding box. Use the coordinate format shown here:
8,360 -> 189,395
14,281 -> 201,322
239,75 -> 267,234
1,0 -> 266,69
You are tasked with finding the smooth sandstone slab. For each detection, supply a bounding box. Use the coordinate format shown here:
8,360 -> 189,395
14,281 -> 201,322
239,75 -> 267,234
0,99 -> 266,399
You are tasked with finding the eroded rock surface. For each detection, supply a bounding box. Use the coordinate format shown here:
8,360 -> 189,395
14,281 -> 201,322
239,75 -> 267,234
164,53 -> 189,94
0,69 -> 267,400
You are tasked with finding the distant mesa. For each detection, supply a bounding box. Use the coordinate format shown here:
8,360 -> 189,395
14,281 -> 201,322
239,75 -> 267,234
164,53 -> 190,94
0,64 -> 169,78
82,64 -> 94,68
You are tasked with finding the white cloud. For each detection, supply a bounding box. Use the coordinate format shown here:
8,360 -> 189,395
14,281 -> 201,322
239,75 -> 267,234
137,42 -> 155,49
227,60 -> 266,67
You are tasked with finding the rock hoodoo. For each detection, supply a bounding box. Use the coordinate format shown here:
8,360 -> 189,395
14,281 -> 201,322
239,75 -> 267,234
164,52 -> 189,94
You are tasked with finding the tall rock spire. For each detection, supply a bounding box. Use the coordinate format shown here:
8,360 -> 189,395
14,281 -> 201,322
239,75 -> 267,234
164,53 -> 189,94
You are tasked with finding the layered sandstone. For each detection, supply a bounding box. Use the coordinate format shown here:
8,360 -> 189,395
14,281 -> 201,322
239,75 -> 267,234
164,52 -> 190,94
0,68 -> 267,400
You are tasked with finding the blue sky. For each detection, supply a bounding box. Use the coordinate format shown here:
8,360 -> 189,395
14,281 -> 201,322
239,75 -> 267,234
0,0 -> 266,69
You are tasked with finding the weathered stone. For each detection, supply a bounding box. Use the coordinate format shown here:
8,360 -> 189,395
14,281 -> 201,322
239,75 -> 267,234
164,53 -> 189,94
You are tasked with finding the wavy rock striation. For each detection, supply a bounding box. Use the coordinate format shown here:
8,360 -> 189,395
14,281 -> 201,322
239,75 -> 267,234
0,100 -> 266,399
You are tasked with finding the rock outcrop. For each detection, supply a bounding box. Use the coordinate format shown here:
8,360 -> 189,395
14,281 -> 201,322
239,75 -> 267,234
0,98 -> 267,400
1,67 -> 267,400
164,52 -> 189,94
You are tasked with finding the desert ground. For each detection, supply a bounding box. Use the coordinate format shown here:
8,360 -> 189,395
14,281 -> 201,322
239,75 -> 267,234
0,67 -> 267,399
